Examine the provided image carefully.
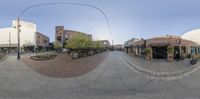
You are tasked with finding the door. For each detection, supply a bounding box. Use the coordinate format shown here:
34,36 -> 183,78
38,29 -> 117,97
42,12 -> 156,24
152,46 -> 167,59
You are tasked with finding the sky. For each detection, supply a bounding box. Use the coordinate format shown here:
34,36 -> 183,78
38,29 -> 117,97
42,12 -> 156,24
0,0 -> 200,44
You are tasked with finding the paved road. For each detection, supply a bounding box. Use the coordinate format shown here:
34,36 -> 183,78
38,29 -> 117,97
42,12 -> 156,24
0,52 -> 200,99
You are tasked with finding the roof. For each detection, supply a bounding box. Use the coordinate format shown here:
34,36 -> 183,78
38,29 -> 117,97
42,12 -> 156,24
147,37 -> 197,46
127,35 -> 198,47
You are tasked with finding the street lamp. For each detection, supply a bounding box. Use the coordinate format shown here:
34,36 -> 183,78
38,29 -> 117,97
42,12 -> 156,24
17,17 -> 21,59
9,32 -> 11,53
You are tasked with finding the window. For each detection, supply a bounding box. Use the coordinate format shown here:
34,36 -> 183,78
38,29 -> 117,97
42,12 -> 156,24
37,41 -> 40,44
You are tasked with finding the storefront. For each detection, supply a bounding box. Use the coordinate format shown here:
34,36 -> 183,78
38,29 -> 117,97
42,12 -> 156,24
126,35 -> 198,61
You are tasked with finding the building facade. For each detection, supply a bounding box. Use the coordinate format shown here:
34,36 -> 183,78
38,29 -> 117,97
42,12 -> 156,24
124,37 -> 141,54
125,35 -> 199,61
0,20 -> 49,52
55,26 -> 92,48
36,32 -> 49,50
114,44 -> 124,51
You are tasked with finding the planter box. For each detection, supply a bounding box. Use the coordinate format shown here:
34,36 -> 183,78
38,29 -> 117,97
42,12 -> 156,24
97,50 -> 101,53
190,59 -> 197,65
87,51 -> 93,56
71,52 -> 79,59
31,55 -> 56,61
145,56 -> 151,60
167,55 -> 173,62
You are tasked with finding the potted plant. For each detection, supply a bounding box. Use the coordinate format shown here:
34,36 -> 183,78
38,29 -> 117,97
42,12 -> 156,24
143,48 -> 151,60
54,42 -> 62,52
71,50 -> 79,59
167,46 -> 174,62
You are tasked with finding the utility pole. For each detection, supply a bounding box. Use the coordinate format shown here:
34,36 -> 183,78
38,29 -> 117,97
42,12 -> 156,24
112,40 -> 114,50
17,17 -> 20,59
9,32 -> 11,52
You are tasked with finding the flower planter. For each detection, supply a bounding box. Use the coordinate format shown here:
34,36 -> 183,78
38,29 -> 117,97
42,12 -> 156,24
87,51 -> 93,56
190,59 -> 197,65
167,55 -> 173,62
145,55 -> 151,60
31,54 -> 56,61
97,50 -> 101,53
71,52 -> 79,59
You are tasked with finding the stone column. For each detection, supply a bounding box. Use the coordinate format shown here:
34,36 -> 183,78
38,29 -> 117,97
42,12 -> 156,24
149,47 -> 153,60
179,46 -> 181,59
167,46 -> 174,62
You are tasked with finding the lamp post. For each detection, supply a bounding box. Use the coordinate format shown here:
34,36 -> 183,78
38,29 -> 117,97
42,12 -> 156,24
9,32 -> 11,52
17,17 -> 20,59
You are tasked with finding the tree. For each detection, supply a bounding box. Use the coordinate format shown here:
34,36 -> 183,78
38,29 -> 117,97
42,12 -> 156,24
66,33 -> 93,50
54,42 -> 61,50
143,48 -> 152,60
92,41 -> 102,49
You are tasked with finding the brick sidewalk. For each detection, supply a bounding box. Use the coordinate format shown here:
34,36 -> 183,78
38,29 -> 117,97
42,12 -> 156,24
22,52 -> 110,78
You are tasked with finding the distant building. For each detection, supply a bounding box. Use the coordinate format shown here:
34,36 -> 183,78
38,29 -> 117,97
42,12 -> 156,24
0,20 -> 49,52
124,37 -> 140,47
114,44 -> 124,51
125,35 -> 199,61
124,37 -> 141,54
55,26 -> 92,48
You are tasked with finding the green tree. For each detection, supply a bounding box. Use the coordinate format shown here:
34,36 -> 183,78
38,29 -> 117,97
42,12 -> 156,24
92,41 -> 104,49
143,48 -> 151,56
54,42 -> 61,50
66,33 -> 93,50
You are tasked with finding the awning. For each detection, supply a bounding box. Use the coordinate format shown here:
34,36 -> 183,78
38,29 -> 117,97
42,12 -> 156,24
0,44 -> 18,47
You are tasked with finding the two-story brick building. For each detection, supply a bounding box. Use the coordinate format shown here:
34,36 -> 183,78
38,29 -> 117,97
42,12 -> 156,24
55,26 -> 92,48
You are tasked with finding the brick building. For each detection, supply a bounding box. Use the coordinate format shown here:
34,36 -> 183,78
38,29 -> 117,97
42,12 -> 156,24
36,32 -> 49,50
55,26 -> 92,48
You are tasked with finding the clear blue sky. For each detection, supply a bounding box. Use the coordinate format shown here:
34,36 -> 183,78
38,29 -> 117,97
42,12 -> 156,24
1,0 -> 200,44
